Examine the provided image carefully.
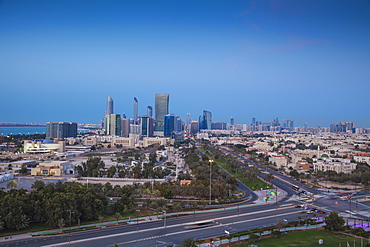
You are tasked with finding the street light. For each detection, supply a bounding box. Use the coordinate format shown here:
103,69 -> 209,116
163,210 -> 166,228
135,209 -> 141,232
209,159 -> 214,205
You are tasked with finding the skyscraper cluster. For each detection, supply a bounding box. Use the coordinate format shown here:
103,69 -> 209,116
330,122 -> 355,133
104,94 -> 183,138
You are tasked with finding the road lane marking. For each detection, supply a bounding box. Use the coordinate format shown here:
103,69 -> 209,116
42,208 -> 297,247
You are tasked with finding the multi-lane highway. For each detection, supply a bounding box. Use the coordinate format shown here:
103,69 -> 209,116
0,204 -> 311,247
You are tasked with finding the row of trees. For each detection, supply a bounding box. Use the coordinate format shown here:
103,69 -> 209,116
74,156 -> 169,179
0,181 -> 108,231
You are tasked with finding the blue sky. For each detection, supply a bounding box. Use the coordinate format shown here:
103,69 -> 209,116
1,0 -> 369,128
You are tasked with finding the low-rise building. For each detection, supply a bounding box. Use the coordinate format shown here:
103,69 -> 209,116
269,155 -> 288,168
354,153 -> 370,165
24,140 -> 65,154
143,137 -> 170,147
31,161 -> 73,176
313,157 -> 357,174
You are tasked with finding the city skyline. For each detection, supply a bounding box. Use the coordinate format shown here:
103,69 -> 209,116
1,1 -> 369,127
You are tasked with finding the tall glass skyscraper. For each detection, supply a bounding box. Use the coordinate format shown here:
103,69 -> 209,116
154,94 -> 169,135
106,96 -> 113,115
164,114 -> 175,137
105,114 -> 121,136
201,110 -> 212,130
133,97 -> 138,123
141,116 -> 153,137
147,106 -> 153,117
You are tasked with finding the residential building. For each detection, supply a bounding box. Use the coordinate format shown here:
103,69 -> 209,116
354,153 -> 370,165
46,122 -> 77,139
269,155 -> 288,168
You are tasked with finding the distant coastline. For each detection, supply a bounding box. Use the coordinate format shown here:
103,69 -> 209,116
0,123 -> 46,127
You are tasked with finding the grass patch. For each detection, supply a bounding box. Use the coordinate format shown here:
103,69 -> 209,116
0,222 -> 51,237
237,229 -> 365,247
199,147 -> 272,191
216,159 -> 273,191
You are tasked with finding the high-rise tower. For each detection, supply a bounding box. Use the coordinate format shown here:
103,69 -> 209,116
186,113 -> 191,130
105,114 -> 121,136
147,106 -> 153,118
164,114 -> 175,137
133,97 -> 138,123
106,96 -> 113,115
200,110 -> 212,130
154,93 -> 169,135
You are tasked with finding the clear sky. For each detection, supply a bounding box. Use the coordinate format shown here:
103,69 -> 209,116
1,0 -> 369,128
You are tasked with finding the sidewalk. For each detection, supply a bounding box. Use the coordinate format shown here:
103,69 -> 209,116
254,188 -> 286,205
1,233 -> 31,242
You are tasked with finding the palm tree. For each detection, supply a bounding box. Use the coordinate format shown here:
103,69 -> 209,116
173,203 -> 183,217
226,234 -> 233,247
113,212 -> 121,225
98,215 -> 104,228
58,218 -> 65,233
298,216 -> 302,227
218,235 -> 226,245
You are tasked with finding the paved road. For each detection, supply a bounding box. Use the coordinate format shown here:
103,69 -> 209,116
0,205 -> 307,247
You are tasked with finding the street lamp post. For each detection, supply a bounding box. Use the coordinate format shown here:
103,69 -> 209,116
136,209 -> 140,232
275,184 -> 278,209
163,210 -> 166,228
209,160 -> 214,205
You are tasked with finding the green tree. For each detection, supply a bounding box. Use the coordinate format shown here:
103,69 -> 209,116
272,230 -> 282,238
0,216 -> 4,231
289,169 -> 299,178
75,157 -> 105,177
31,180 -> 45,190
6,180 -> 18,189
324,211 -> 345,231
249,233 -> 259,242
163,188 -> 173,199
113,212 -> 121,224
107,166 -> 117,178
180,237 -> 197,247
